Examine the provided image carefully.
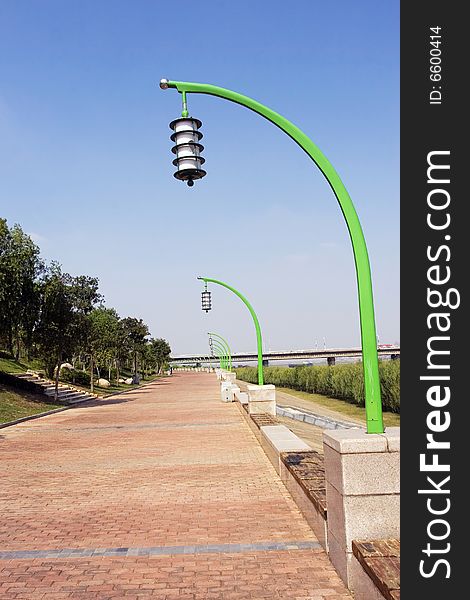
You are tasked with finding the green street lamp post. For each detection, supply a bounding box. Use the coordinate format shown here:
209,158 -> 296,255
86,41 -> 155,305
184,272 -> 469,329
161,78 -> 384,434
208,332 -> 232,371
211,346 -> 224,370
208,334 -> 229,370
197,276 -> 264,386
210,339 -> 228,370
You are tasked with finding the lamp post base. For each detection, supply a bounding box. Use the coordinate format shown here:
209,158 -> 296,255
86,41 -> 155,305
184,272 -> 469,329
247,384 -> 276,416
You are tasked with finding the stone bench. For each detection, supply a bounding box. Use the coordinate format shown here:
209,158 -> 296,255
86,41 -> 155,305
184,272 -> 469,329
260,425 -> 311,475
233,388 -> 248,405
280,451 -> 328,549
351,539 -> 400,600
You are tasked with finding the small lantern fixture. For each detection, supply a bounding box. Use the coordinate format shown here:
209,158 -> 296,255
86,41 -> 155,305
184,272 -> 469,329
201,283 -> 212,312
169,117 -> 206,187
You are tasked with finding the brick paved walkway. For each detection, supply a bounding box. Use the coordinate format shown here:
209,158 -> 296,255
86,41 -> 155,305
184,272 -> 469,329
0,372 -> 351,599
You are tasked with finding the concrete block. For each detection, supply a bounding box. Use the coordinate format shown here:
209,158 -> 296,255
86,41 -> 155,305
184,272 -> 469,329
249,400 -> 276,415
324,428 -> 401,590
323,429 -> 387,454
326,482 -> 399,549
247,384 -> 275,402
236,391 -> 248,405
223,372 -> 236,383
324,444 -> 400,496
220,382 -> 235,403
247,384 -> 276,416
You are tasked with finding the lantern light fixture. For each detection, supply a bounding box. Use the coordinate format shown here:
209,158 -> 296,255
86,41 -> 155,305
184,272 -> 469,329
201,283 -> 212,312
169,115 -> 206,187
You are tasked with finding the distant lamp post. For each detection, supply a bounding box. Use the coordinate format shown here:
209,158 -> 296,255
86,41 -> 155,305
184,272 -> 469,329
208,332 -> 232,371
198,276 -> 264,385
161,78 -> 384,433
209,335 -> 228,370
211,340 -> 228,370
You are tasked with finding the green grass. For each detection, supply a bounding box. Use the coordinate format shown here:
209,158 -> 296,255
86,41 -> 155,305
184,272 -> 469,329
0,385 -> 65,424
1,355 -> 159,397
277,387 -> 401,427
0,357 -> 29,374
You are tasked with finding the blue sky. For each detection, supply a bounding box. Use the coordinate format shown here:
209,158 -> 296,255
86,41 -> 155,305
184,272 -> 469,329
0,0 -> 399,355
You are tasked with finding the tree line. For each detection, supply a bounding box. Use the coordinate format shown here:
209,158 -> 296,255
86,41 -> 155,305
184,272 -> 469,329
0,219 -> 171,397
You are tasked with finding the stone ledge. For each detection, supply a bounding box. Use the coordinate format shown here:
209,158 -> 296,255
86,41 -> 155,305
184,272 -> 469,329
352,539 -> 400,600
323,429 -> 387,453
323,427 -> 400,454
260,425 -> 311,453
259,425 -> 311,474
234,389 -> 248,405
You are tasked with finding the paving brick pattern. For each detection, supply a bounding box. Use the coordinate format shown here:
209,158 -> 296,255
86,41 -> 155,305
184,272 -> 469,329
0,372 -> 352,599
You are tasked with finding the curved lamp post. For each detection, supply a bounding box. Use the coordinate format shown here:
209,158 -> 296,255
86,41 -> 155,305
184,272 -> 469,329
161,78 -> 383,434
210,345 -> 224,370
208,332 -> 232,371
209,340 -> 226,369
198,276 -> 264,386
208,335 -> 228,369
210,338 -> 228,370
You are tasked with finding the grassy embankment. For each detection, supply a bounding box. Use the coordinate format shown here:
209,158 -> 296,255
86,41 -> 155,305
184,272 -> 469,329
0,356 -> 158,424
0,385 -> 64,424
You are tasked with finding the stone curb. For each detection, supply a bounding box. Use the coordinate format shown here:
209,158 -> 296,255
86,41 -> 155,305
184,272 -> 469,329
277,404 -> 363,431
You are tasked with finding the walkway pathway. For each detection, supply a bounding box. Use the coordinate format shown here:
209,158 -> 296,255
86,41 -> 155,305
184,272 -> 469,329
0,372 -> 351,599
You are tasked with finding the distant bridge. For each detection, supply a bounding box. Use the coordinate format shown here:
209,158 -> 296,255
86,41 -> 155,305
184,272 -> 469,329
170,346 -> 400,366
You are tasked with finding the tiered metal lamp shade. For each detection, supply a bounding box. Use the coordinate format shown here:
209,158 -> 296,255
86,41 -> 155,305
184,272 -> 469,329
201,290 -> 212,312
170,117 -> 206,187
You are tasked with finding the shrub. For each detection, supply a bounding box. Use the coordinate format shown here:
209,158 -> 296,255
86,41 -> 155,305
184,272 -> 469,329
236,360 -> 400,413
60,368 -> 91,386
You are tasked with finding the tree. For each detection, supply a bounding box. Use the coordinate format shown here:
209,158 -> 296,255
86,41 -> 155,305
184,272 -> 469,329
70,276 -> 102,392
35,264 -> 101,399
0,220 -> 44,359
149,338 -> 172,374
120,317 -> 149,381
114,318 -> 130,384
87,307 -> 120,385
35,264 -> 76,398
